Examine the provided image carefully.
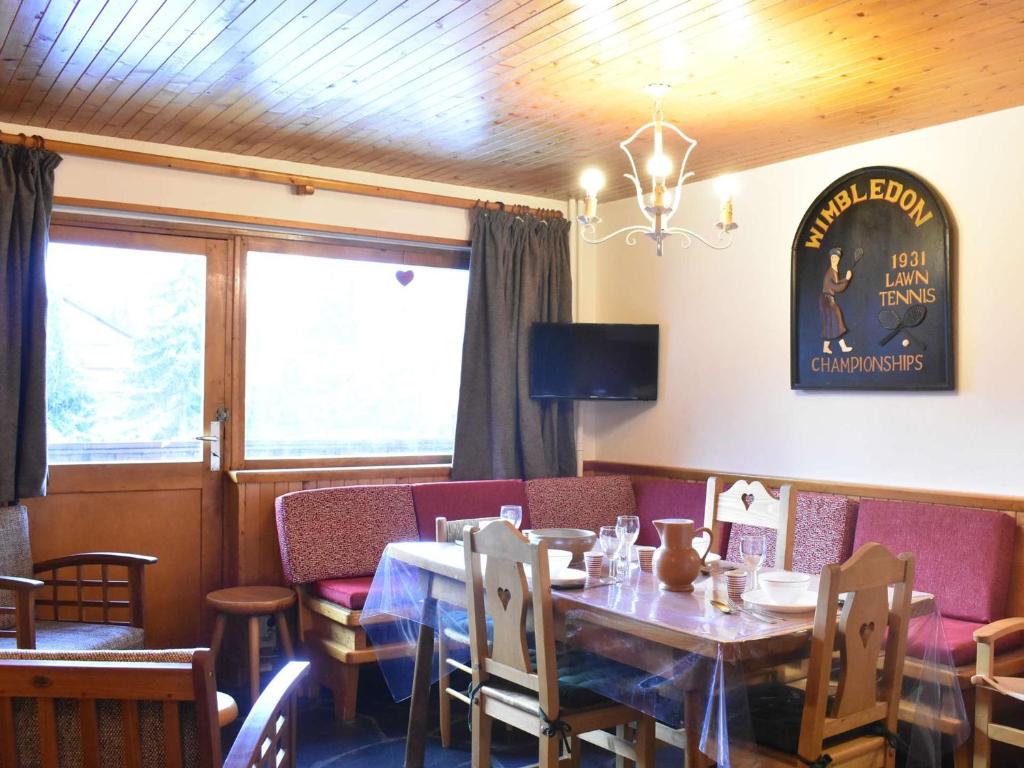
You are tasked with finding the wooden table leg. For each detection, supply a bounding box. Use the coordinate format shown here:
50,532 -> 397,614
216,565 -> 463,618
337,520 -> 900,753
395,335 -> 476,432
684,688 -> 709,768
405,595 -> 437,768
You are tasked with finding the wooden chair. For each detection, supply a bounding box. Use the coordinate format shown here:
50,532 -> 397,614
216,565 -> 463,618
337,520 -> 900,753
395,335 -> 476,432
969,617 -> 1024,767
0,647 -> 308,768
435,515 -> 500,748
745,542 -> 915,767
463,519 -> 656,768
0,503 -> 157,650
704,477 -> 797,570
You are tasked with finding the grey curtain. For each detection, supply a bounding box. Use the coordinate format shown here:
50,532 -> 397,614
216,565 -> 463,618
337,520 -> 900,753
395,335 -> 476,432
0,143 -> 61,504
452,207 -> 576,480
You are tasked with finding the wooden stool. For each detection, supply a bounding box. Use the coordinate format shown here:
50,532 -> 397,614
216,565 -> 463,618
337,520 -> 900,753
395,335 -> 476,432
206,586 -> 296,705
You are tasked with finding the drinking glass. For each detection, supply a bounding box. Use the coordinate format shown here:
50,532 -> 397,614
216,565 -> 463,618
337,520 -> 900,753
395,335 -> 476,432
599,526 -> 620,578
499,504 -> 523,529
740,534 -> 766,591
616,515 -> 641,578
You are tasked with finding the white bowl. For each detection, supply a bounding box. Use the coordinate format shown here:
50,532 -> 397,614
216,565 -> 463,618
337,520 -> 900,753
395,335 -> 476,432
547,549 -> 573,579
759,571 -> 811,603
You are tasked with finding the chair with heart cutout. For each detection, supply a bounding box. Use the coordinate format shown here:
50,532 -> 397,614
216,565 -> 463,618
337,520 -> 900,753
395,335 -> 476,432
704,477 -> 798,571
462,519 -> 656,767
739,542 -> 916,767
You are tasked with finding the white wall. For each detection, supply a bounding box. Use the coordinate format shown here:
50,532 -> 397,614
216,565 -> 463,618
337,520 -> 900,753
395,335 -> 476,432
581,105 -> 1024,496
1,121 -> 565,241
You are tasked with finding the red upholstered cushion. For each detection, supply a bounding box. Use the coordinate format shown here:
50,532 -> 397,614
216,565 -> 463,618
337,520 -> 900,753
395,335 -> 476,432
908,616 -> 1024,667
631,478 -> 707,547
853,499 -> 1015,624
312,576 -> 374,610
525,475 -> 636,533
275,485 -> 419,584
411,480 -> 529,539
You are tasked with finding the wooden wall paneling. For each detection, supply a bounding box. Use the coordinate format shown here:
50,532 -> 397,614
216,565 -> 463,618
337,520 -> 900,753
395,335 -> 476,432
3,1 -> 1024,197
23,489 -> 203,648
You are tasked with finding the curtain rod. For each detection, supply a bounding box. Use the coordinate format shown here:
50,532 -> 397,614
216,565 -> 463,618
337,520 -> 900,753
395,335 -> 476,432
0,131 -> 564,219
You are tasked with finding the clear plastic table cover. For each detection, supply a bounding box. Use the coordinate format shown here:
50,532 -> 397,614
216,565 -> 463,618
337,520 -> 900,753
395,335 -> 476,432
361,543 -> 968,767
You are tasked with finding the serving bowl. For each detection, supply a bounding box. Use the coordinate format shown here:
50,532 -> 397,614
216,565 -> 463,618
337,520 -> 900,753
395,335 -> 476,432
526,528 -> 597,566
759,571 -> 811,603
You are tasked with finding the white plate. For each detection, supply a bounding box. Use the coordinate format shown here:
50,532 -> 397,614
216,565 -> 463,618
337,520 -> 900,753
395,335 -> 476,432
551,568 -> 588,589
742,588 -> 817,613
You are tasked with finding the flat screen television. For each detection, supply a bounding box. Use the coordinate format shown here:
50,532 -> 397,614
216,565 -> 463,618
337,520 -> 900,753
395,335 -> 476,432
529,323 -> 659,401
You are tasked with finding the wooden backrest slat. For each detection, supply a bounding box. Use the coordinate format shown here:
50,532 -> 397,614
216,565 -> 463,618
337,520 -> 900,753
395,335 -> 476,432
704,477 -> 797,569
37,698 -> 59,768
0,661 -> 198,699
101,565 -> 111,623
0,696 -> 17,768
797,543 -> 914,762
76,565 -> 84,622
122,700 -> 142,768
79,699 -> 100,768
163,701 -> 183,768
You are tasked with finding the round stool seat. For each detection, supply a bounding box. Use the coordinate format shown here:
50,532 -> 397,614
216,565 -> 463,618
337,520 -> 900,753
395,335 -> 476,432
206,586 -> 295,615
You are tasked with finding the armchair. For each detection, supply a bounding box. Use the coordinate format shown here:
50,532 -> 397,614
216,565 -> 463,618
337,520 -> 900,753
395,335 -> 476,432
0,504 -> 157,650
970,617 -> 1024,767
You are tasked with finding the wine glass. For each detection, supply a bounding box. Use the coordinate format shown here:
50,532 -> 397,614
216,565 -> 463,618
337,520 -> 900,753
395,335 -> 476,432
598,526 -> 620,578
616,515 -> 640,578
499,504 -> 523,529
740,534 -> 766,592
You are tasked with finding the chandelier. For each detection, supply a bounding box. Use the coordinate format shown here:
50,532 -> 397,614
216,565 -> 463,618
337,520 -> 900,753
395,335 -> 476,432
576,84 -> 738,257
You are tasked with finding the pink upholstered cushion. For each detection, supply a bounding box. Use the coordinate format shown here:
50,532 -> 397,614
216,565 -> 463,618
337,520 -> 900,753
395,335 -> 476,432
853,499 -> 1015,624
907,616 -> 1024,667
725,492 -> 857,575
312,576 -> 375,610
411,480 -> 529,539
525,475 -> 637,533
631,478 -> 707,547
275,485 -> 419,584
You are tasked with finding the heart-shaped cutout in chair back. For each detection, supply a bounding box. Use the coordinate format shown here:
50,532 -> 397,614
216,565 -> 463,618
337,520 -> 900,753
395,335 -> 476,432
395,269 -> 414,286
496,587 -> 512,610
859,621 -> 875,648
741,493 -> 754,510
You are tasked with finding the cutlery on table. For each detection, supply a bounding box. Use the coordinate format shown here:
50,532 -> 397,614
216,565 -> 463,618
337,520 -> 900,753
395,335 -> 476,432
710,599 -> 780,624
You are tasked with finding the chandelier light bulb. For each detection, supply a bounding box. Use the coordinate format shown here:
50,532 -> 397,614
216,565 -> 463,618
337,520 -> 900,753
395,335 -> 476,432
714,173 -> 738,202
646,153 -> 673,179
580,167 -> 606,197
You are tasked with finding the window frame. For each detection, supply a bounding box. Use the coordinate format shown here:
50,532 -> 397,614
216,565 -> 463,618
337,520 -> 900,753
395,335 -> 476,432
231,234 -> 470,470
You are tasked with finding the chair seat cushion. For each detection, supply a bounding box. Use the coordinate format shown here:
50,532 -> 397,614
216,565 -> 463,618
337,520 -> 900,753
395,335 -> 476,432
312,576 -> 375,610
747,682 -> 886,757
0,622 -> 144,651
907,616 -> 1024,667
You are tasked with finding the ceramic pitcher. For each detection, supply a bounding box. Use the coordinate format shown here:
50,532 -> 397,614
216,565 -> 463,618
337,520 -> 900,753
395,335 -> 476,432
652,519 -> 715,592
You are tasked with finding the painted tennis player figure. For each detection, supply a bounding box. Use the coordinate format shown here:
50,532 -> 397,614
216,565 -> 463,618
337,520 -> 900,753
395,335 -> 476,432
820,247 -> 854,354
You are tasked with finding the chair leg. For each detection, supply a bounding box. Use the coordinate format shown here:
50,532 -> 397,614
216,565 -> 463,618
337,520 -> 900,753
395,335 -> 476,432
634,716 -> 656,768
438,623 -> 452,748
539,731 -> 560,768
248,616 -> 262,705
331,663 -> 360,721
471,700 -> 492,768
275,611 -> 295,660
209,613 -> 226,660
615,724 -> 635,768
567,735 -> 582,768
972,685 -> 990,768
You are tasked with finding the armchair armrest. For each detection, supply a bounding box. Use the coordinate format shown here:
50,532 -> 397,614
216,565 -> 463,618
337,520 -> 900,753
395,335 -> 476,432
974,617 -> 1024,677
0,575 -> 44,648
33,552 -> 158,629
224,662 -> 310,768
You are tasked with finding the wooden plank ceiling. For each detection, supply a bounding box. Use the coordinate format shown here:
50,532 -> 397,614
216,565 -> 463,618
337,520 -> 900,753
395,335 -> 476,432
1,0 -> 1023,199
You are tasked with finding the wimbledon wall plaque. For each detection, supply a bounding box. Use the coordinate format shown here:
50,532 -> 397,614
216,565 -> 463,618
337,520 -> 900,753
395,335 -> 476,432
791,166 -> 953,390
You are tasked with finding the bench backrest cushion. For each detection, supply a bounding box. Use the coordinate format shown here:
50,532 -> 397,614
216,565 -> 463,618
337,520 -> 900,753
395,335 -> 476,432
525,475 -> 636,533
276,485 -> 419,584
725,491 -> 857,574
411,480 -> 529,539
631,478 -> 707,547
853,499 -> 1015,623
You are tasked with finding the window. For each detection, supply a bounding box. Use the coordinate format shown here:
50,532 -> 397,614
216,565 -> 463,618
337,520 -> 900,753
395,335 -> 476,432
46,238 -> 207,464
244,246 -> 468,460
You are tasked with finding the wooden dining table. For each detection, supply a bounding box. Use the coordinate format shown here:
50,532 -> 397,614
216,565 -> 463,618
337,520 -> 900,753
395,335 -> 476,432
358,541 -> 965,768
